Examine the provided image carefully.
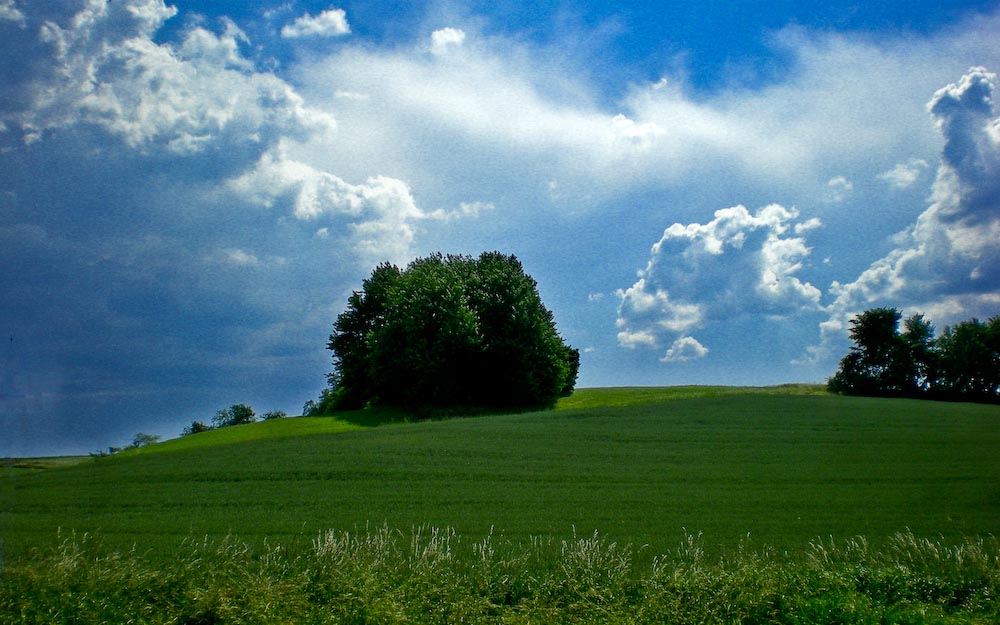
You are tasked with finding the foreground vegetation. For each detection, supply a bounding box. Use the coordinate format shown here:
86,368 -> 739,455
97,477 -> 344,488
4,528 -> 998,624
4,387 -> 1000,622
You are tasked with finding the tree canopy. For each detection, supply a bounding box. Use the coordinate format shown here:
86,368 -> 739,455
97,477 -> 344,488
322,252 -> 579,413
828,307 -> 1000,402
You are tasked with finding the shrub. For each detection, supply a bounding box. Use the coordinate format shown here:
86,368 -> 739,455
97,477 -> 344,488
211,403 -> 256,428
182,420 -> 212,436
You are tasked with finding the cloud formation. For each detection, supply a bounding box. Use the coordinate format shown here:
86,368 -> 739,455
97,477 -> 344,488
815,67 -> 1000,358
2,0 -> 998,454
430,27 -> 466,56
617,204 -> 823,362
879,158 -> 930,189
1,0 -> 334,158
281,8 -> 350,39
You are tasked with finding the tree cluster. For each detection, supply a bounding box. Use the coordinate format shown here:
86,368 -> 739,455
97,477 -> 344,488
319,252 -> 579,414
828,307 -> 1000,402
182,404 -> 286,436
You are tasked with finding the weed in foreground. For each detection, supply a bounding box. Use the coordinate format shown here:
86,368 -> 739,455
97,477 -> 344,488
2,528 -> 998,624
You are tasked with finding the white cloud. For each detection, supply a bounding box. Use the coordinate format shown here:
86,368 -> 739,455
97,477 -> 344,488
228,145 -> 483,264
0,0 -> 25,26
4,0 -> 335,153
825,176 -> 853,203
617,204 -> 822,359
281,8 -> 350,39
813,67 -> 1000,361
660,336 -> 709,363
228,148 -> 417,263
879,158 -> 930,189
430,27 -> 465,56
222,248 -> 261,267
426,200 -> 494,221
616,328 -> 658,349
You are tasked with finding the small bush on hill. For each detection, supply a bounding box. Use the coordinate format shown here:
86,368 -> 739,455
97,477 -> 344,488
211,403 -> 256,428
181,420 -> 212,436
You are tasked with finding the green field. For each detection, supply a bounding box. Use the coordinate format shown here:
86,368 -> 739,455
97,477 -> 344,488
5,387 -> 1000,623
5,387 -> 999,559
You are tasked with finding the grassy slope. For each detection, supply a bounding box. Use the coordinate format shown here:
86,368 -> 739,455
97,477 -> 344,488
5,387 -> 1000,562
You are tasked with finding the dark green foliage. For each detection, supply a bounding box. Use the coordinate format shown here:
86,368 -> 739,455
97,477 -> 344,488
934,317 -> 1000,401
211,403 -> 256,428
262,409 -> 287,420
182,420 -> 212,436
326,252 -> 579,413
130,432 -> 160,448
829,308 -> 1000,402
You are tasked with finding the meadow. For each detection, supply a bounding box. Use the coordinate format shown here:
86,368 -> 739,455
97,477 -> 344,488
3,387 -> 1000,623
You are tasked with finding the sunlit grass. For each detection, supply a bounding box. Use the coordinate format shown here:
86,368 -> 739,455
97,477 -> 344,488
554,384 -> 829,410
7,389 -> 999,563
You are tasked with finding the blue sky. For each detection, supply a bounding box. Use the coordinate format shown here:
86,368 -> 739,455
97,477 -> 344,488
2,0 -> 999,456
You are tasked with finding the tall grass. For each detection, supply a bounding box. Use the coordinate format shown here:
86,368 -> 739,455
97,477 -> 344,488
3,528 -> 998,624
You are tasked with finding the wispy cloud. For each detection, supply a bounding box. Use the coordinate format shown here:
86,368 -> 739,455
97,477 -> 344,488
879,158 -> 930,189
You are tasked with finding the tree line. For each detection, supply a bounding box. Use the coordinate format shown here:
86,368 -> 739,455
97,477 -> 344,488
182,404 -> 287,436
828,307 -> 1000,402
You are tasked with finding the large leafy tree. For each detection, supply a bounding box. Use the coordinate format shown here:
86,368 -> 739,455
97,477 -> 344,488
324,252 -> 579,413
934,317 -> 1000,400
828,308 -> 910,396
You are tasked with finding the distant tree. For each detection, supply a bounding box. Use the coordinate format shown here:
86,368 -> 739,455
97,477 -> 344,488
829,308 -> 999,403
130,432 -> 161,448
212,403 -> 256,428
262,409 -> 287,420
324,252 -> 579,413
182,420 -> 213,436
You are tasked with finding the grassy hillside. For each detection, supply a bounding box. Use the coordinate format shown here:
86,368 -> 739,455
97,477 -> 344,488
6,387 -> 999,564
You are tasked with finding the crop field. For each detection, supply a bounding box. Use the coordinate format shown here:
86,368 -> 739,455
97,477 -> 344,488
5,387 -> 999,557
3,387 -> 1000,623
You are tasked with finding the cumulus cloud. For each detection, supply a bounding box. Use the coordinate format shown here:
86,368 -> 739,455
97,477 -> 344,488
825,176 -> 853,203
2,0 -> 335,155
430,27 -> 465,55
281,8 -> 350,39
229,146 -> 486,264
879,158 -> 930,189
228,148 -> 420,263
813,67 -> 1000,359
661,336 -> 709,363
617,204 -> 822,363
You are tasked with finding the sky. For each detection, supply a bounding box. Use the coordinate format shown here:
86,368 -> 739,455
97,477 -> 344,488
2,0 -> 999,456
